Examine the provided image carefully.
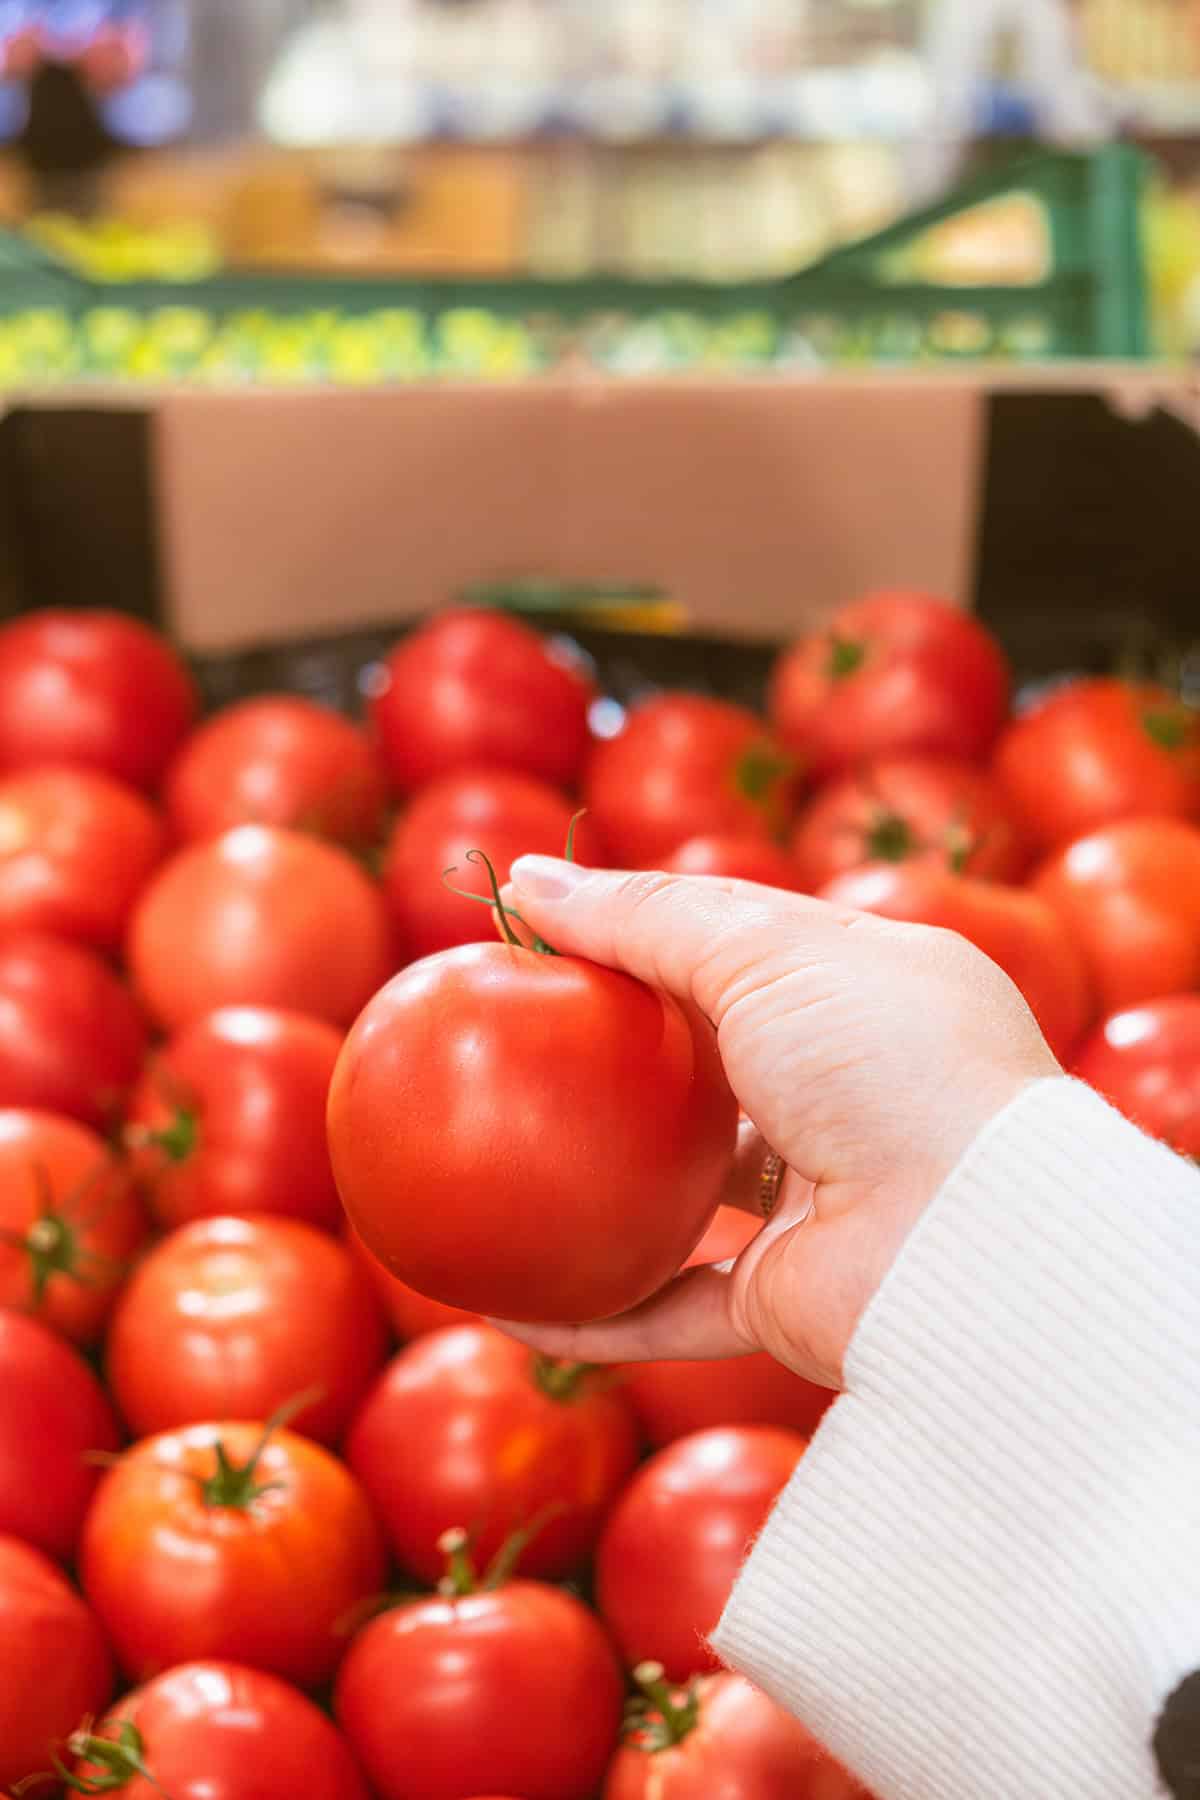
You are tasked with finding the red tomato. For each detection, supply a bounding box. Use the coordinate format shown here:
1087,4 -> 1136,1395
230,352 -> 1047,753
993,679 -> 1200,852
328,940 -> 738,1323
596,1426 -> 807,1681
585,695 -> 797,868
335,1557 -> 623,1800
383,769 -> 605,963
166,696 -> 387,852
661,835 -> 808,890
0,1535 -> 114,1789
0,1311 -> 120,1561
821,861 -> 1092,1061
1032,819 -> 1200,1016
125,1006 -> 344,1232
128,826 -> 393,1032
370,610 -> 595,794
623,1210 -> 834,1447
1073,995 -> 1200,1155
0,768 -> 164,954
0,609 -> 196,792
791,753 -> 1029,890
107,1217 -> 388,1446
0,932 -> 146,1128
347,1227 -> 479,1338
769,591 -> 1010,779
0,1109 -> 145,1346
70,1661 -> 370,1800
605,1666 -> 870,1800
80,1420 -> 385,1687
347,1323 -> 639,1583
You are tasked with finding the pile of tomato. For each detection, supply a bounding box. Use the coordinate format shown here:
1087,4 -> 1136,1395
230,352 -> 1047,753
0,595 -> 1197,1800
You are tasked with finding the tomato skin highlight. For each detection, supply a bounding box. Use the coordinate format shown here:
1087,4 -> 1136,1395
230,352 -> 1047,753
328,941 -> 738,1324
370,610 -> 595,794
126,1006 -> 345,1232
107,1216 -> 388,1446
0,1533 -> 114,1790
0,931 -> 146,1129
347,1323 -> 639,1583
1072,993 -> 1200,1156
335,1580 -> 624,1800
0,1311 -> 121,1561
72,1660 -> 372,1800
661,835 -> 808,890
80,1421 -> 386,1687
596,1426 -> 807,1681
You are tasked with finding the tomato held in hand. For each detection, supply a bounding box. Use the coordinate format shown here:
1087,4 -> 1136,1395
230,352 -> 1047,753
0,1311 -> 120,1561
0,932 -> 146,1128
347,1323 -> 639,1583
585,695 -> 797,868
623,1210 -> 834,1447
661,836 -> 807,890
821,861 -> 1093,1062
0,609 -> 196,792
125,1006 -> 345,1232
993,678 -> 1200,852
791,754 -> 1029,891
70,1661 -> 370,1800
0,1109 -> 145,1346
1033,818 -> 1200,1015
347,1227 -> 479,1339
383,770 -> 606,963
128,826 -> 393,1032
335,1535 -> 623,1800
108,1217 -> 388,1446
0,768 -> 164,953
166,696 -> 388,852
370,610 -> 595,794
605,1664 -> 871,1800
328,938 -> 738,1323
0,1535 -> 114,1789
80,1419 -> 385,1686
596,1426 -> 807,1682
1073,995 -> 1200,1156
769,591 -> 1010,779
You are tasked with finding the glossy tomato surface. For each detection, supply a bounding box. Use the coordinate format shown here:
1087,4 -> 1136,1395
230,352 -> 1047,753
166,696 -> 387,851
585,695 -> 797,868
769,592 -> 1009,778
335,1581 -> 623,1800
80,1422 -> 385,1686
623,1210 -> 834,1447
596,1426 -> 807,1681
0,767 -> 164,953
108,1216 -> 387,1445
1032,819 -> 1200,1015
383,768 -> 606,963
0,609 -> 196,792
0,931 -> 146,1127
328,941 -> 738,1323
347,1323 -> 639,1583
0,1109 -> 145,1345
72,1661 -> 371,1800
370,610 -> 595,794
347,1227 -> 479,1338
821,861 -> 1093,1062
126,1006 -> 345,1231
0,1534 -> 114,1789
0,1311 -> 120,1561
1073,994 -> 1200,1156
994,679 -> 1200,851
661,835 -> 807,890
791,753 -> 1028,890
128,826 -> 393,1032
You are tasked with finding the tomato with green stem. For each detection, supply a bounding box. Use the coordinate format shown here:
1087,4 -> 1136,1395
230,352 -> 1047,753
335,1526 -> 624,1800
80,1405 -> 386,1687
0,933 -> 147,1130
0,1109 -> 145,1347
347,1322 -> 639,1583
0,1534 -> 113,1790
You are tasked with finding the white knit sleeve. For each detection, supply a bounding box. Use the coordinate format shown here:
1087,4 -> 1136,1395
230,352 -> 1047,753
711,1077 -> 1200,1800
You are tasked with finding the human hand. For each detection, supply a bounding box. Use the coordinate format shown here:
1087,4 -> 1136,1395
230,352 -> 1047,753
495,858 -> 1059,1390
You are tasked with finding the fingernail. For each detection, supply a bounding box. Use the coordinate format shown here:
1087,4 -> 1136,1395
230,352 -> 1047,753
511,854 -> 588,902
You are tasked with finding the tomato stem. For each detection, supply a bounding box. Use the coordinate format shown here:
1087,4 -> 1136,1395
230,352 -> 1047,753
625,1661 -> 701,1752
865,812 -> 914,864
30,1720 -> 170,1797
436,1526 -> 478,1596
1142,706 -> 1193,752
530,1355 -> 597,1403
442,851 -> 559,957
828,634 -> 866,681
196,1388 -> 320,1511
124,1108 -> 198,1165
564,809 -> 587,865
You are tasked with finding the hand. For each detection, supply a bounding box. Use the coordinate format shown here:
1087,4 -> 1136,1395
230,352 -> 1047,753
495,857 -> 1059,1390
